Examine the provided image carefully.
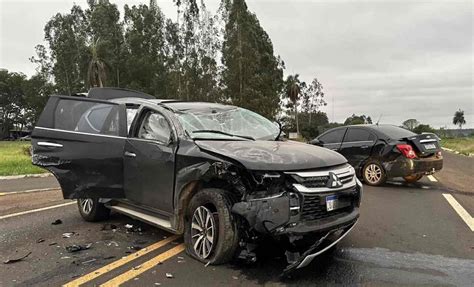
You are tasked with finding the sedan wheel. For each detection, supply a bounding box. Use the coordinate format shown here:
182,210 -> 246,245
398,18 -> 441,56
363,161 -> 386,186
191,206 -> 216,259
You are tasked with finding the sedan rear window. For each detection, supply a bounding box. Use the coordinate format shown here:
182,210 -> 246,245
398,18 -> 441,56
375,125 -> 416,139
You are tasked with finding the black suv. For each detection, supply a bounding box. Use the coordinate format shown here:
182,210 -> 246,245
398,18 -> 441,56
31,88 -> 362,273
310,125 -> 443,186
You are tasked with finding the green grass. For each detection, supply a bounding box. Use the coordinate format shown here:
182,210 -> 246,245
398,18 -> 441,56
0,141 -> 46,176
441,136 -> 474,155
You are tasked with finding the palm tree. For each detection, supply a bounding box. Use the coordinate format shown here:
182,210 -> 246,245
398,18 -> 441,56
453,109 -> 466,129
285,74 -> 301,136
87,38 -> 107,88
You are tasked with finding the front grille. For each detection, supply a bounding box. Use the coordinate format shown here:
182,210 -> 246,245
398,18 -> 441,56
302,176 -> 330,187
300,193 -> 354,221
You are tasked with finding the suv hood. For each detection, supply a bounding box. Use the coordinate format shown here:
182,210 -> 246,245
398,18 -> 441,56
195,140 -> 347,171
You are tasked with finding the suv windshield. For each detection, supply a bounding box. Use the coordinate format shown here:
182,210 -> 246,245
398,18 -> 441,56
176,107 -> 279,140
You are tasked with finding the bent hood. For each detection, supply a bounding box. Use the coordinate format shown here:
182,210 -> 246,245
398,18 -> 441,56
194,140 -> 347,171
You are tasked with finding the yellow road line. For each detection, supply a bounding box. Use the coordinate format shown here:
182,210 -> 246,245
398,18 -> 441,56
63,235 -> 180,287
0,188 -> 58,196
100,244 -> 185,287
427,175 -> 438,182
0,201 -> 75,220
442,194 -> 474,232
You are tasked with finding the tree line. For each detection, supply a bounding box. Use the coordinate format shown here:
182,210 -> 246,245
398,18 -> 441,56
1,0 -> 330,139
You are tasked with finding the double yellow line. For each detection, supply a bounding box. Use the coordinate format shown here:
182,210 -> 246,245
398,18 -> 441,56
64,235 -> 184,287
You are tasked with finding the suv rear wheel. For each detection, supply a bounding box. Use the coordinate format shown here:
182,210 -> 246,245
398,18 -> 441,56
184,188 -> 239,265
362,161 -> 386,186
78,198 -> 110,222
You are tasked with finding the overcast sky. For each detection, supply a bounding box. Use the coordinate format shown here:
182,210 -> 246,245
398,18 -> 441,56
0,0 -> 472,128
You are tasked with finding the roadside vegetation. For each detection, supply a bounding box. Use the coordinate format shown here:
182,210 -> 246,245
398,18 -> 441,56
441,136 -> 474,156
0,141 -> 45,176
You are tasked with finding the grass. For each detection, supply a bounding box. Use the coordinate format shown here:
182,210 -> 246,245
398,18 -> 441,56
0,141 -> 46,176
441,136 -> 474,155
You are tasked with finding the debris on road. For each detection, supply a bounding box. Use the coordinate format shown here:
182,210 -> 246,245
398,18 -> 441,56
103,256 -> 116,260
106,241 -> 119,247
101,223 -> 118,231
62,232 -> 75,238
36,238 -> 45,243
66,243 -> 92,253
165,273 -> 174,278
82,258 -> 97,264
48,242 -> 57,246
51,219 -> 62,225
3,251 -> 32,264
128,245 -> 143,251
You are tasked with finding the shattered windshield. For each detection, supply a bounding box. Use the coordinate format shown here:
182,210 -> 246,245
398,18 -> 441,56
176,107 -> 279,140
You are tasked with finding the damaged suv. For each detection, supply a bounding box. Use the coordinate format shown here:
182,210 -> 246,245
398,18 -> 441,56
32,88 -> 362,273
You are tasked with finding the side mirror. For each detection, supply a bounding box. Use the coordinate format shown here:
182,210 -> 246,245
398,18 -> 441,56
309,139 -> 322,146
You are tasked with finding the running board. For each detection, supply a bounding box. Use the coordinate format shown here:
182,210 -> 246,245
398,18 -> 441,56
108,204 -> 175,233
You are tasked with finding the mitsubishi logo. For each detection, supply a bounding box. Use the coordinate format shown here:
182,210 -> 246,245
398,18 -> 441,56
327,172 -> 343,188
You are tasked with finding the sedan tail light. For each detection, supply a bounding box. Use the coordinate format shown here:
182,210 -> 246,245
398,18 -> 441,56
397,144 -> 417,159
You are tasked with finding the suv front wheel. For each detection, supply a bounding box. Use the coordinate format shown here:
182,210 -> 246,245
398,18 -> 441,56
184,188 -> 240,265
78,198 -> 110,222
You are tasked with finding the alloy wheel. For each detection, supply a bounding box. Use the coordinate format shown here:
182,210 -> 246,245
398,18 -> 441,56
191,206 -> 216,259
79,198 -> 93,214
365,164 -> 382,184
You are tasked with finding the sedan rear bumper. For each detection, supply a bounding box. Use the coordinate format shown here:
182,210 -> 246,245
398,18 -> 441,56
384,155 -> 443,178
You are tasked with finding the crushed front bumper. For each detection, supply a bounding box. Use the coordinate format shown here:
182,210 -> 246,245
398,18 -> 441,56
384,155 -> 443,178
283,220 -> 358,274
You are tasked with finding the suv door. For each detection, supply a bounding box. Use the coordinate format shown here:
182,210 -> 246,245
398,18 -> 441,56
31,96 -> 127,199
339,127 -> 376,168
317,128 -> 347,151
123,107 -> 177,214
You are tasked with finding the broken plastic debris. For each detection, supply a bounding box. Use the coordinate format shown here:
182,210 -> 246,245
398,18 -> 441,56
48,242 -> 58,246
124,224 -> 133,229
62,232 -> 75,238
107,241 -> 119,247
61,256 -> 71,259
165,273 -> 174,278
154,283 -> 161,286
51,219 -> 62,225
3,251 -> 32,264
133,265 -> 142,270
66,243 -> 92,253
101,223 -> 118,231
232,276 -> 239,280
36,238 -> 45,243
82,258 -> 97,264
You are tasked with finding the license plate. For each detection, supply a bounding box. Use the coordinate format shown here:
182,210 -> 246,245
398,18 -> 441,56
326,195 -> 337,211
424,143 -> 436,149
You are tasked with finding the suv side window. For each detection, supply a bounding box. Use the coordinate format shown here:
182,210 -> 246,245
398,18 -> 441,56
319,129 -> 345,144
55,99 -> 120,135
138,111 -> 171,144
126,105 -> 139,133
344,128 -> 375,142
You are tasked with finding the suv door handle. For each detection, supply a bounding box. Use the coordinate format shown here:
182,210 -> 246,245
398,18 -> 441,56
124,151 -> 136,158
361,145 -> 369,149
38,141 -> 63,148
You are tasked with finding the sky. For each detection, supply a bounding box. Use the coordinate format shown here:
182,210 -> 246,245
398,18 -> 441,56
0,0 -> 472,128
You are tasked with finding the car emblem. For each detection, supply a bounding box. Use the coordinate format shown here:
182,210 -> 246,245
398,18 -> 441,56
327,172 -> 343,188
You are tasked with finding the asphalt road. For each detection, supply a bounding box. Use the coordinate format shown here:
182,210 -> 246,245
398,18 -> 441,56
1,152 -> 473,286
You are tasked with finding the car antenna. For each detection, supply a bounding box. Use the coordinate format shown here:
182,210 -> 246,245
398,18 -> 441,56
376,114 -> 383,126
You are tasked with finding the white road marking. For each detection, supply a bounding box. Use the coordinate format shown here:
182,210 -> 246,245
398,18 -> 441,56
0,188 -> 58,196
0,201 -> 75,220
442,194 -> 474,232
427,175 -> 438,182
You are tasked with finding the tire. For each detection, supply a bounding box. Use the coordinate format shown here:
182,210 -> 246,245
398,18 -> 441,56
362,160 -> 386,186
77,198 -> 110,222
184,188 -> 240,265
403,174 -> 423,183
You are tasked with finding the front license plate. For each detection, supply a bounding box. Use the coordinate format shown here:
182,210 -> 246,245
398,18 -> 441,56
424,143 -> 436,149
326,195 -> 337,211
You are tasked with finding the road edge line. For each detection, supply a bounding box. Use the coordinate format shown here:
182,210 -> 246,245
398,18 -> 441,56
0,201 -> 75,220
63,235 -> 181,287
442,194 -> 474,232
0,188 -> 58,196
99,244 -> 185,287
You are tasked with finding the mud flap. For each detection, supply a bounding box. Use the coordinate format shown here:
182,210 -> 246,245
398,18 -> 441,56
282,220 -> 358,276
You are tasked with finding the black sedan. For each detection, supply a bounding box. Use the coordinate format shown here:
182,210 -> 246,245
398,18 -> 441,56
310,125 -> 443,186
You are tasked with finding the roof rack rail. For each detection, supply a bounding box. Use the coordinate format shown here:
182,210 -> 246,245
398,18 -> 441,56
87,87 -> 154,100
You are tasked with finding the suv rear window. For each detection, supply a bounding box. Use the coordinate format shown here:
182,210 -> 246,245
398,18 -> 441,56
54,99 -> 120,135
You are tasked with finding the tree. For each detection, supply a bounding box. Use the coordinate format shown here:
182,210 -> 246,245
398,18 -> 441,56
300,77 -> 327,124
453,109 -> 466,129
284,74 -> 301,135
344,114 -> 372,125
221,0 -> 284,119
413,124 -> 435,134
402,119 -> 419,131
87,38 -> 108,87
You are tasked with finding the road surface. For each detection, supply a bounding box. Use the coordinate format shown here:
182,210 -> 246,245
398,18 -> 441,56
1,151 -> 473,286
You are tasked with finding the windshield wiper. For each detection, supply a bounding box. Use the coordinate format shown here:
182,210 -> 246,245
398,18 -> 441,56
192,130 -> 255,141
